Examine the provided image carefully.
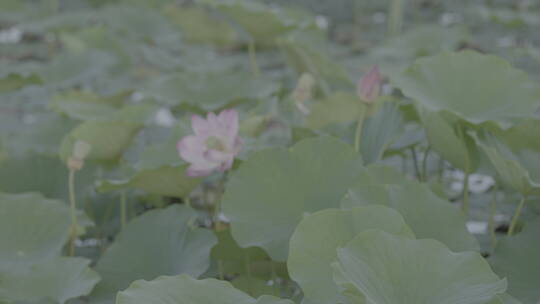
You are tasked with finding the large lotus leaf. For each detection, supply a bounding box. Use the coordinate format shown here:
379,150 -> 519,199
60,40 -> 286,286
306,92 -> 364,129
392,51 -> 540,128
49,90 -> 129,121
360,101 -> 404,164
0,257 -> 100,304
222,136 -> 364,260
59,104 -> 156,162
475,120 -> 540,195
0,192 -> 69,267
341,165 -> 479,252
90,205 -> 216,301
165,6 -> 239,47
363,25 -> 468,77
333,230 -> 507,304
199,0 -> 314,46
96,165 -> 201,198
117,274 -> 294,304
490,220 -> 540,304
419,109 -> 478,172
288,206 -> 414,304
144,72 -> 278,111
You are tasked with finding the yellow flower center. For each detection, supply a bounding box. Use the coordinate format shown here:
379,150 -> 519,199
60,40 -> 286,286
206,136 -> 226,151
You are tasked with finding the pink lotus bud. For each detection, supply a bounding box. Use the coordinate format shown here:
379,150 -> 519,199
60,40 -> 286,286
67,140 -> 92,171
357,65 -> 381,104
177,109 -> 242,177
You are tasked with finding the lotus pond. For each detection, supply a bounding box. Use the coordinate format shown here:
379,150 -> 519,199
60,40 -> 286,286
1,0 -> 540,303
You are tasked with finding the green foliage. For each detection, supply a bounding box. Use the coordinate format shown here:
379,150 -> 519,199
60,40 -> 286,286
222,137 -> 364,260
393,51 -> 540,128
0,193 -> 99,303
490,220 -> 540,304
288,206 -> 414,304
333,230 -> 506,304
117,274 -> 293,304
2,0 -> 540,303
90,205 -> 215,301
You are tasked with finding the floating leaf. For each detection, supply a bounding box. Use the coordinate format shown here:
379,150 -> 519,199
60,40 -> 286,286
38,50 -> 116,89
342,165 -> 479,252
490,220 -> 540,304
165,6 -> 238,46
393,51 -> 540,128
333,230 -> 506,304
144,72 -> 278,111
90,205 -> 216,301
222,137 -> 364,260
288,206 -> 414,304
116,274 -> 293,304
200,0 -> 314,46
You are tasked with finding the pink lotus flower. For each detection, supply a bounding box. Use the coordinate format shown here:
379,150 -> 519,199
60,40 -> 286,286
357,65 -> 381,104
177,109 -> 242,177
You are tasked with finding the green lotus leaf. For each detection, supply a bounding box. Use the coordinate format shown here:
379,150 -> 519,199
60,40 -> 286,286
231,275 -> 274,298
419,109 -> 479,172
199,0 -> 315,46
0,155 -> 95,200
116,274 -> 294,304
38,50 -> 116,89
0,257 -> 100,304
49,90 -> 129,121
333,230 -> 507,304
490,220 -> 540,304
165,6 -> 239,47
288,206 -> 414,304
60,104 -> 156,162
144,72 -> 278,111
0,73 -> 41,92
211,230 -> 285,280
474,120 -> 540,195
306,92 -> 364,129
222,136 -> 364,260
278,31 -> 352,91
96,165 -> 201,198
342,165 -> 479,252
0,192 -> 69,266
393,51 -> 540,128
90,205 -> 216,302
359,101 -> 404,164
